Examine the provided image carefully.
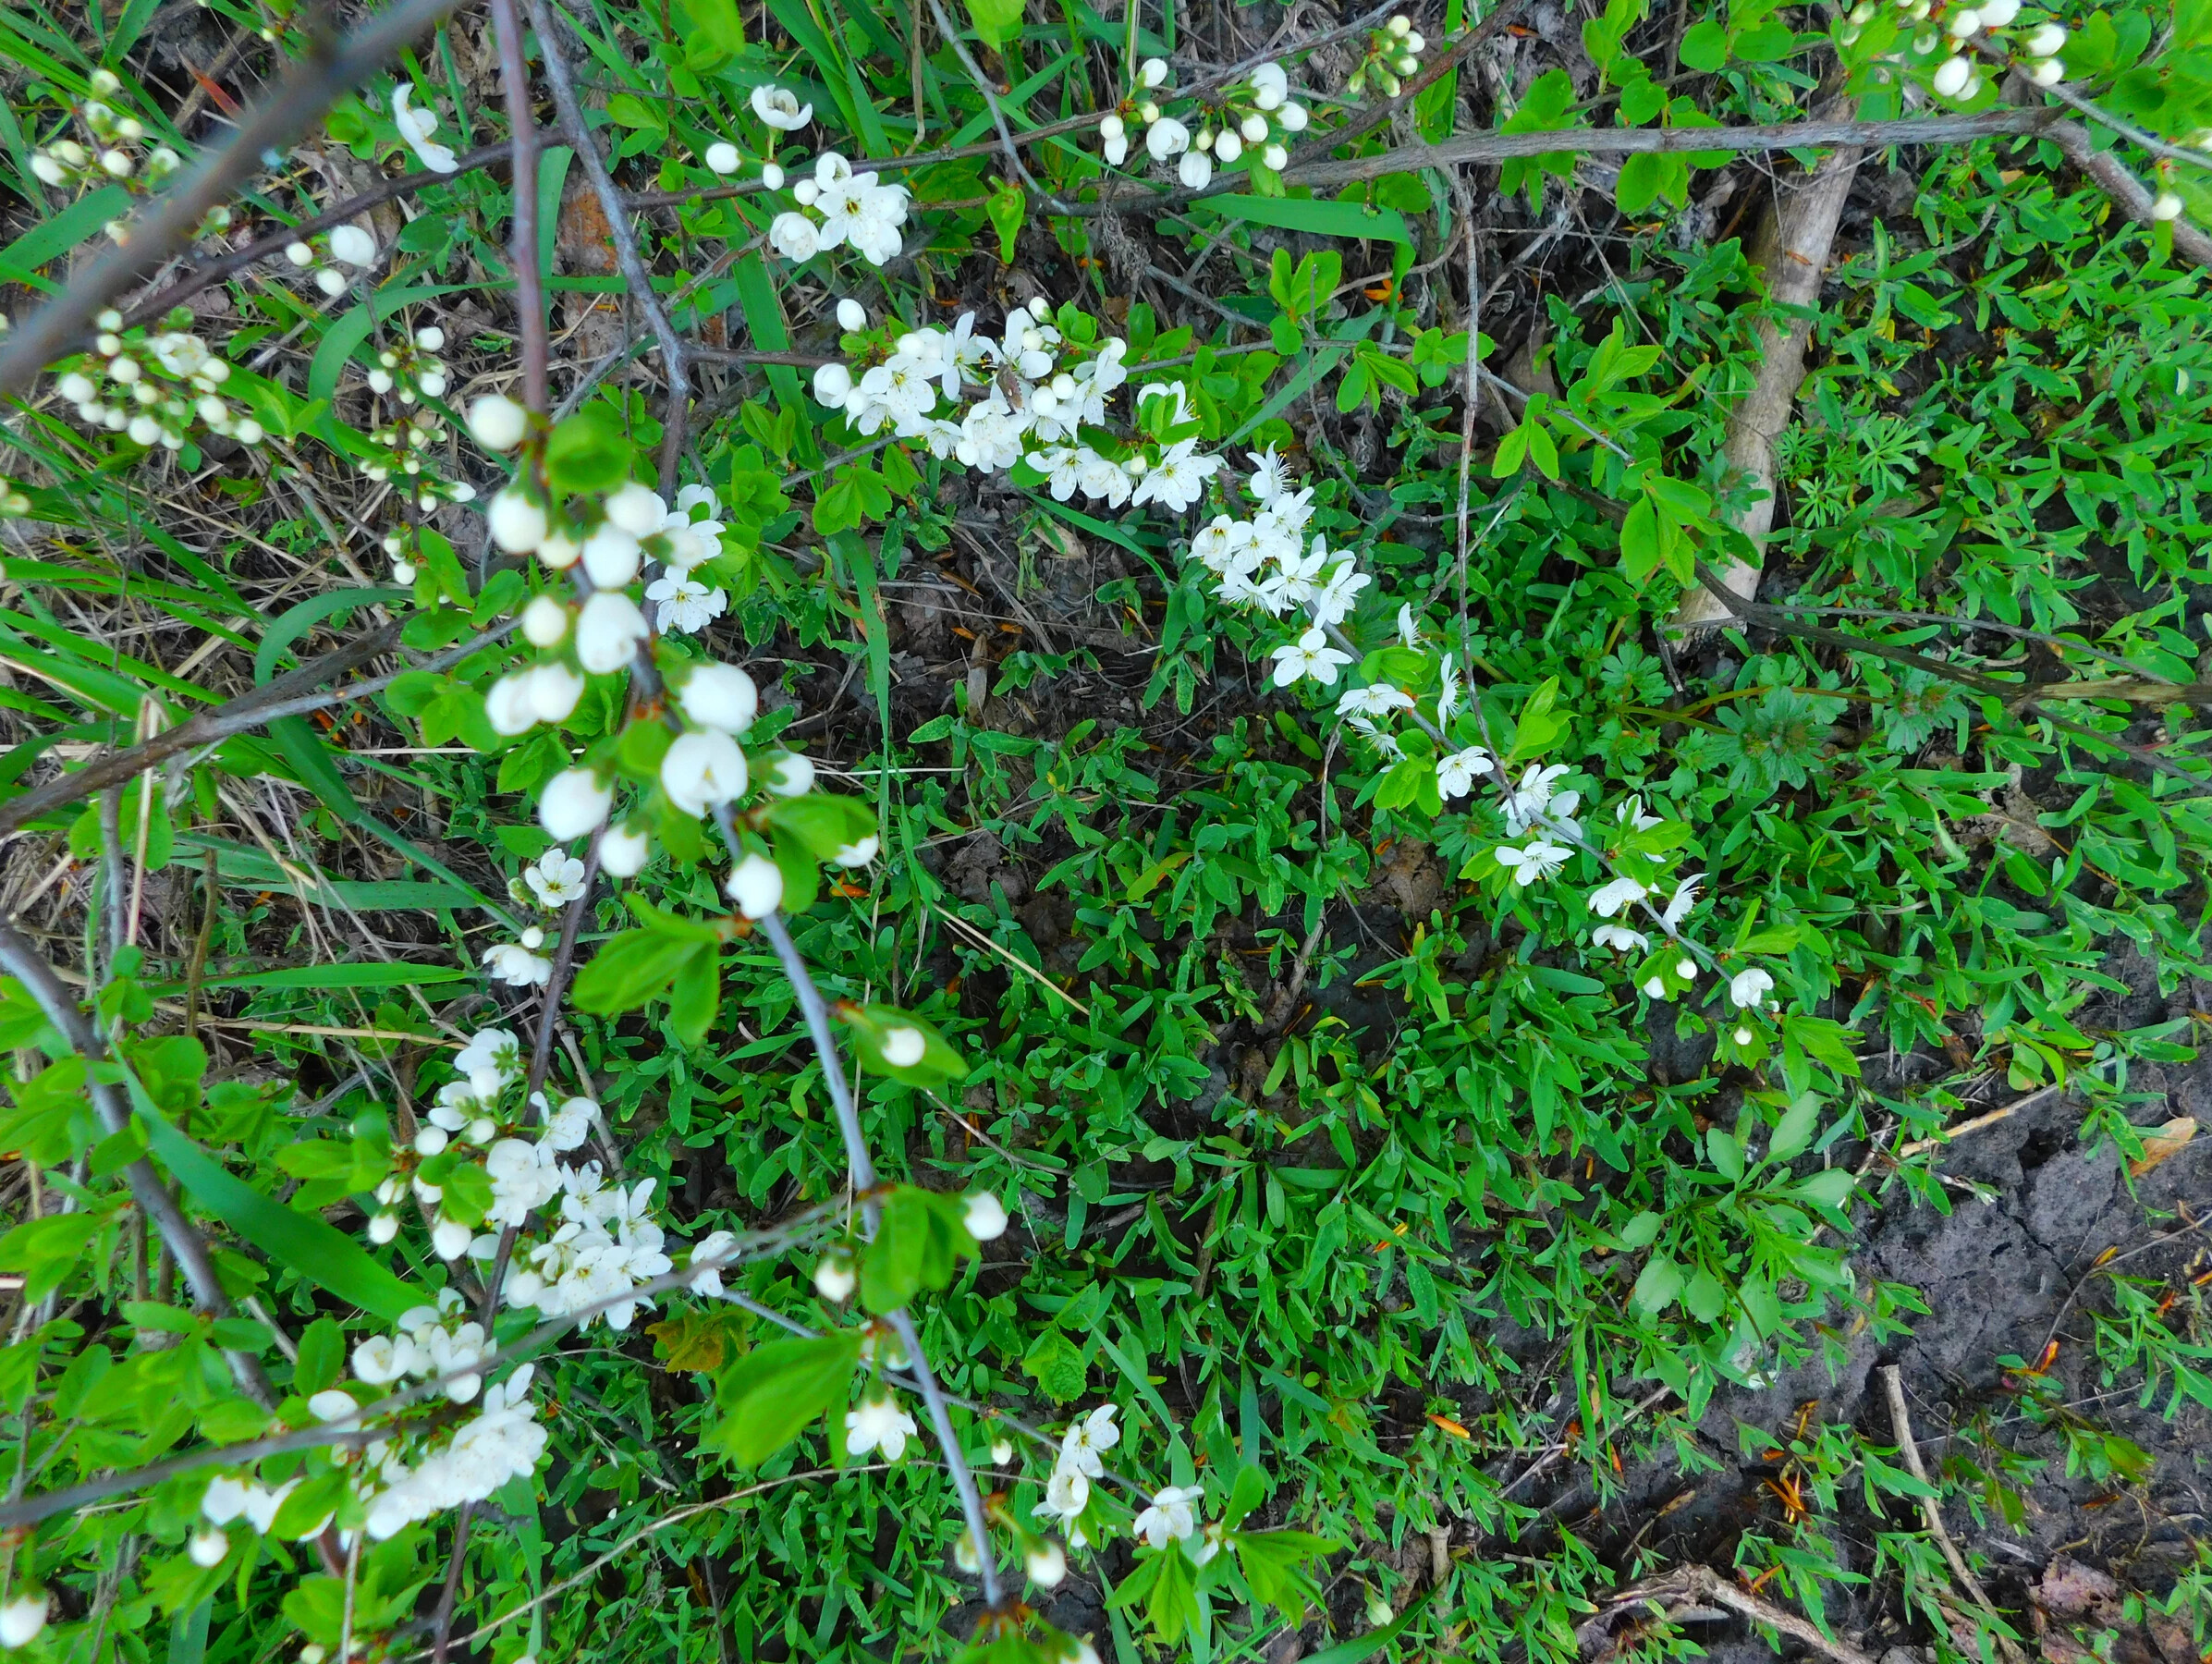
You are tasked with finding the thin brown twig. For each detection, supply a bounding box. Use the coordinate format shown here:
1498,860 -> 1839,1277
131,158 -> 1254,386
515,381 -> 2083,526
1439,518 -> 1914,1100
0,923 -> 280,1415
490,0 -> 548,415
1877,1364 -> 2027,1664
0,623 -> 507,841
0,0 -> 462,398
522,0 -> 690,495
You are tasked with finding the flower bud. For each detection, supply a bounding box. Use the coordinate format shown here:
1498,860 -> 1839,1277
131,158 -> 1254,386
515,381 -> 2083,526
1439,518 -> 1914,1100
814,1254 -> 857,1302
520,593 -> 568,646
705,141 -> 740,174
368,1211 -> 399,1243
1139,55 -> 1169,87
580,523 -> 642,589
605,481 -> 665,536
599,821 -> 652,877
1216,129 -> 1244,163
2030,55 -> 2065,81
2153,190 -> 2184,220
761,161 -> 785,189
488,485 -> 548,553
1263,142 -> 1289,170
574,591 -> 649,674
1946,6 -> 1980,33
882,1024 -> 925,1066
1931,54 -> 1972,95
765,751 -> 814,796
1240,112 -> 1269,142
836,297 -> 866,331
431,1217 -> 473,1259
813,361 -> 853,406
963,1192 -> 1008,1241
678,661 -> 760,733
2025,22 -> 2066,54
1388,12 -> 1411,33
725,851 -> 784,918
1279,102 -> 1309,130
1026,1540 -> 1067,1587
469,393 -> 529,451
0,1595 -> 46,1649
793,177 -> 819,204
1100,113 -> 1125,140
537,528 -> 581,570
540,767 -> 613,839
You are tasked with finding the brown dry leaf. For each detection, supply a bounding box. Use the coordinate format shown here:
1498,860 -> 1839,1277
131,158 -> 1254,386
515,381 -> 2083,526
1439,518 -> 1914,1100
2035,1556 -> 2121,1620
2127,1116 -> 2197,1177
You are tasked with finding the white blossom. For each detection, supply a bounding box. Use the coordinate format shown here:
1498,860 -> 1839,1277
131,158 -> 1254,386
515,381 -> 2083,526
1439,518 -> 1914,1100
1269,627 -> 1352,687
391,85 -> 458,173
1660,872 -> 1705,929
483,941 -> 552,987
661,730 -> 749,816
1436,745 -> 1495,800
1495,840 -> 1571,887
1133,1485 -> 1200,1548
1588,876 -> 1648,917
1058,1404 -> 1119,1476
845,1395 -> 919,1459
1592,923 -> 1648,953
526,850 -> 589,908
751,84 -> 813,129
1729,968 -> 1776,1009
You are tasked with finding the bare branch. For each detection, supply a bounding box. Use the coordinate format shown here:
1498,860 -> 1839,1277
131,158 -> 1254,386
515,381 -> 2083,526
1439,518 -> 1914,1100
0,622 -> 508,840
0,922 -> 278,1412
0,0 -> 463,399
521,0 -> 691,494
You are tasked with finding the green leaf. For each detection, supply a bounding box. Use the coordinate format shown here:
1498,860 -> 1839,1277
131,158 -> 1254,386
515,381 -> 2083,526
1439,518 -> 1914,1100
1632,1253 -> 1684,1315
1678,18 -> 1728,68
963,0 -> 1024,48
985,178 -> 1026,263
572,927 -> 709,1018
1615,152 -> 1668,216
672,0 -> 743,65
1021,1325 -> 1090,1402
703,1333 -> 862,1464
765,793 -> 876,861
544,409 -> 631,496
1683,1266 -> 1727,1323
295,1317 -> 346,1397
1707,1127 -> 1744,1182
1208,194 -> 1412,244
129,1085 -> 416,1322
1769,1095 -> 1820,1164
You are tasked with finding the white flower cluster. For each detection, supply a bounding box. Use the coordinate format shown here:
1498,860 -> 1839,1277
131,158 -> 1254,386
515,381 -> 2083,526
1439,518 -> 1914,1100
280,221 -> 383,299
348,1288 -> 494,1400
699,84 -> 813,182
53,313 -> 263,450
1841,0 -> 2066,95
495,1166 -> 676,1331
358,1365 -> 547,1539
1349,13 -> 1429,98
359,1028 -> 599,1260
766,152 -> 910,265
1030,1403 -> 1125,1548
28,72 -> 221,244
1100,56 -> 1311,189
812,302 -> 1227,511
1179,448 -> 1362,685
